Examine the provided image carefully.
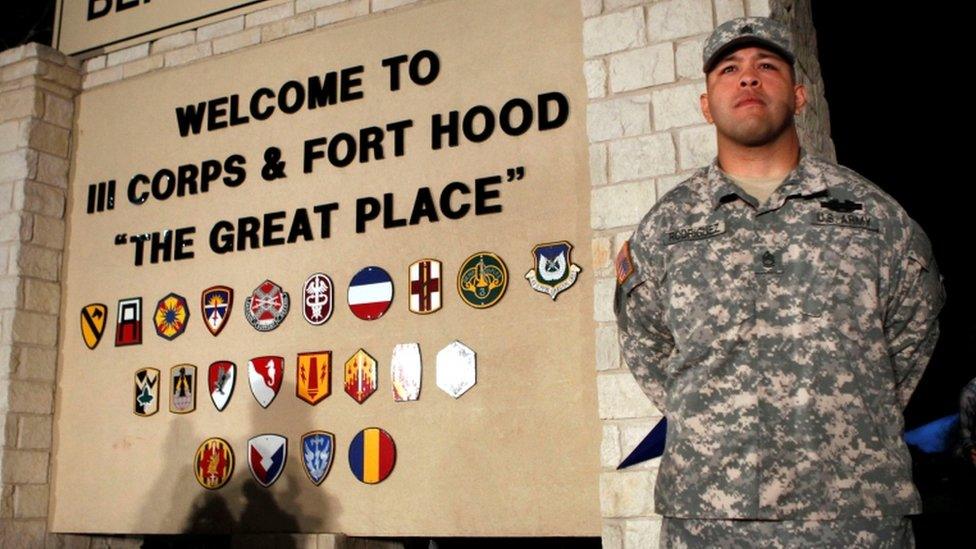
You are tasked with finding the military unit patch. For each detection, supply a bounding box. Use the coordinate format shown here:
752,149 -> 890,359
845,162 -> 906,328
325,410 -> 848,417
615,241 -> 634,285
390,343 -> 421,402
301,431 -> 335,486
348,266 -> 394,320
115,297 -> 142,346
302,273 -> 334,325
195,437 -> 234,490
248,356 -> 283,408
154,292 -> 189,340
170,364 -> 196,414
457,252 -> 508,308
80,303 -> 107,350
297,351 -> 331,405
202,286 -> 233,336
134,368 -> 159,417
436,340 -> 476,398
247,434 -> 287,487
348,427 -> 396,484
344,349 -> 377,404
208,361 -> 236,412
408,259 -> 442,314
525,241 -> 581,300
244,280 -> 290,331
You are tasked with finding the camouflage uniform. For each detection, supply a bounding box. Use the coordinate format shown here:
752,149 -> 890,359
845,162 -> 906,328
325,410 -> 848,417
614,148 -> 945,545
961,377 -> 976,465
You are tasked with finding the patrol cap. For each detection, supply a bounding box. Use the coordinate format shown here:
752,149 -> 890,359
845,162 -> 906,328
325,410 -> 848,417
702,16 -> 795,74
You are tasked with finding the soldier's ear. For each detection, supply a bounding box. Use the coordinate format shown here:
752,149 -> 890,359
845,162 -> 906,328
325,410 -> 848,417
793,84 -> 807,115
700,93 -> 713,124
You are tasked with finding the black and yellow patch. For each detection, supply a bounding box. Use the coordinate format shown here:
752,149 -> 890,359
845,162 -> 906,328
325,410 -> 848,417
80,303 -> 107,350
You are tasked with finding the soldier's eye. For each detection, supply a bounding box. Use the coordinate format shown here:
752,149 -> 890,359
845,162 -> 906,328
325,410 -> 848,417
721,65 -> 736,74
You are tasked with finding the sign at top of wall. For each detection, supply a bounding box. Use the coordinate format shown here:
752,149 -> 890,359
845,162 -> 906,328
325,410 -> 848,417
53,0 -> 599,537
54,0 -> 291,56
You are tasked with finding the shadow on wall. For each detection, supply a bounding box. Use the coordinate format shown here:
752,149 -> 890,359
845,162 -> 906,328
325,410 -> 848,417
140,365 -> 337,547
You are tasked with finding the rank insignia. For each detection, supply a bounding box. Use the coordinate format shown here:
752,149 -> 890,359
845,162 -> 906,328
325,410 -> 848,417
201,286 -> 233,336
348,266 -> 394,320
525,241 -> 582,300
208,361 -> 236,412
391,343 -> 421,402
248,434 -> 287,487
154,292 -> 189,340
436,340 -> 476,398
457,252 -> 508,308
134,368 -> 159,417
115,297 -> 142,346
244,280 -> 290,332
348,427 -> 396,484
344,349 -> 377,404
301,431 -> 335,486
297,351 -> 331,405
80,303 -> 107,350
408,259 -> 442,314
615,241 -> 634,285
303,273 -> 334,325
248,356 -> 283,408
170,364 -> 197,414
195,437 -> 234,490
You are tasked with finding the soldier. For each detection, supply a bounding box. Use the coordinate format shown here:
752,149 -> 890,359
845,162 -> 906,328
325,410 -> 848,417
614,16 -> 946,548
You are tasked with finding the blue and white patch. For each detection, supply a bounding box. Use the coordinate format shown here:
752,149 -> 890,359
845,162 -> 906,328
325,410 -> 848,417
301,431 -> 335,486
524,241 -> 581,300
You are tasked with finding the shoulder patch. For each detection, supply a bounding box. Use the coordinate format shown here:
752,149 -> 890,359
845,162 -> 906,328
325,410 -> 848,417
615,241 -> 634,285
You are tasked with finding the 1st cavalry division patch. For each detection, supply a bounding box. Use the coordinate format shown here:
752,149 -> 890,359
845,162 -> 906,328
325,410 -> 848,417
154,292 -> 189,340
202,286 -> 233,336
195,437 -> 234,490
244,280 -> 290,331
80,303 -> 107,350
458,252 -> 508,308
134,368 -> 159,416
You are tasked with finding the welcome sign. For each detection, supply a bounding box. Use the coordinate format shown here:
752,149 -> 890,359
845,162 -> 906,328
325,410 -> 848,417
52,0 -> 599,535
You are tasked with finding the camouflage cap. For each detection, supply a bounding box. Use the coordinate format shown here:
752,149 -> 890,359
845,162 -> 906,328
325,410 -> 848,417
702,16 -> 795,74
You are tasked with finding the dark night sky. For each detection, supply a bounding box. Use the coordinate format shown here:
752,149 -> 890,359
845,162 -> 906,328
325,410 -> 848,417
1,2 -> 970,427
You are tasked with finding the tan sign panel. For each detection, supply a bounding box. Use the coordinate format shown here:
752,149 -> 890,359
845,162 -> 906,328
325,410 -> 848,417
54,0 -> 291,56
52,0 -> 599,536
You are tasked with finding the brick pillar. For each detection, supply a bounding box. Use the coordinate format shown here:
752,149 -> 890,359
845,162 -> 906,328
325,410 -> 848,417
0,42 -> 81,545
582,1 -> 833,547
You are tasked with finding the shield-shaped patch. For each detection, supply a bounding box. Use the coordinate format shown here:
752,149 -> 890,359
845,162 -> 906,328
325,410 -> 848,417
301,431 -> 335,485
201,286 -> 233,336
408,259 -> 442,314
208,361 -> 236,412
248,356 -> 283,408
297,351 -> 331,405
80,303 -> 107,350
248,434 -> 287,487
524,241 -> 581,300
134,367 -> 159,417
170,364 -> 196,413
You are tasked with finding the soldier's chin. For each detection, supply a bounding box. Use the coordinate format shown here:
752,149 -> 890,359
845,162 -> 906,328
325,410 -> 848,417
725,124 -> 788,148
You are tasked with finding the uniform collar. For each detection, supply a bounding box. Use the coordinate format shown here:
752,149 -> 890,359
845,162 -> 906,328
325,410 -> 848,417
705,147 -> 829,210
